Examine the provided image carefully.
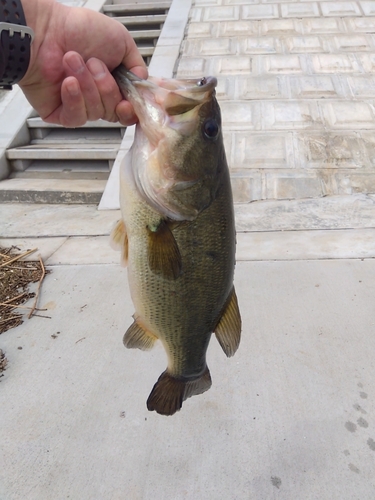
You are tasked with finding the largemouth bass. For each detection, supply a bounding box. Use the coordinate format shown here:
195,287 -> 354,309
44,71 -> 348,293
111,66 -> 241,416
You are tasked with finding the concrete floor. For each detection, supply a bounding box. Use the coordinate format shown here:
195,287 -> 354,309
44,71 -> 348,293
1,229 -> 375,498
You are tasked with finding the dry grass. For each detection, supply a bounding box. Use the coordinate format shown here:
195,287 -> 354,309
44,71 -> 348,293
0,349 -> 7,377
0,246 -> 50,334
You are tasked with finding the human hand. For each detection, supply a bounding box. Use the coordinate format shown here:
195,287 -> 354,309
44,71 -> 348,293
18,0 -> 148,127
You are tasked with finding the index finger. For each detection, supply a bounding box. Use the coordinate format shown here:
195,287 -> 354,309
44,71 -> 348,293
121,29 -> 148,80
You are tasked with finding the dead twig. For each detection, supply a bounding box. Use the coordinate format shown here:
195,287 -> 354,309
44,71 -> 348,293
0,349 -> 8,375
0,317 -> 20,325
0,302 -> 47,311
2,266 -> 39,271
0,248 -> 37,268
28,256 -> 46,319
2,292 -> 26,305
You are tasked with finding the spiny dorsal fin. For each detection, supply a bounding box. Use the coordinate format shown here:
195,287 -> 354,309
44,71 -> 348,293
214,287 -> 242,357
146,367 -> 212,416
147,219 -> 182,280
123,316 -> 158,351
110,219 -> 128,267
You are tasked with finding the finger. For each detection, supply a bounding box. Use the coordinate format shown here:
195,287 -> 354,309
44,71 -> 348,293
128,64 -> 148,81
44,77 -> 88,127
86,58 -> 123,122
115,100 -> 138,127
63,52 -> 104,122
121,30 -> 148,80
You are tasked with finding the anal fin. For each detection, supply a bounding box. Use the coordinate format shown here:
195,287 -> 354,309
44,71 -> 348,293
147,367 -> 212,416
110,219 -> 128,266
214,287 -> 242,357
123,316 -> 158,351
147,219 -> 182,280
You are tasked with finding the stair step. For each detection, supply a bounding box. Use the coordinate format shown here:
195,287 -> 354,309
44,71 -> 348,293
130,29 -> 161,40
29,128 -> 122,143
103,2 -> 171,15
30,138 -> 122,145
113,14 -> 166,25
138,46 -> 155,57
0,178 -> 106,204
20,160 -> 110,172
10,171 -> 109,180
26,117 -> 124,129
0,0 -> 170,204
7,145 -> 119,160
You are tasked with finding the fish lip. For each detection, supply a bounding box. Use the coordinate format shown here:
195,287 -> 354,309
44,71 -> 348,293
112,65 -> 217,99
112,66 -> 145,98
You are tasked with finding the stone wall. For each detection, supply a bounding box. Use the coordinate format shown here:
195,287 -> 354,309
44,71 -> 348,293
176,0 -> 375,203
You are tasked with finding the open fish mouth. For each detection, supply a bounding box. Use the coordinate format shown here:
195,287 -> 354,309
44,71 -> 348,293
112,66 -> 217,103
112,66 -> 217,125
112,65 -> 223,221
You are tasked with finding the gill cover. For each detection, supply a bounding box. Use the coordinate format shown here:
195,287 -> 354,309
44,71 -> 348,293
113,66 -> 225,221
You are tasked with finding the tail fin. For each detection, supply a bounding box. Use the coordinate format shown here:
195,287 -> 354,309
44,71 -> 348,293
146,367 -> 212,416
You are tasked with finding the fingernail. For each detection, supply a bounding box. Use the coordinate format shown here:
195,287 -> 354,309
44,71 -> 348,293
67,54 -> 84,74
66,79 -> 80,96
87,59 -> 106,79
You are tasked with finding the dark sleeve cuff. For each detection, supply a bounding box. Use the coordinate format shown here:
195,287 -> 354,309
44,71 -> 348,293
0,0 -> 34,90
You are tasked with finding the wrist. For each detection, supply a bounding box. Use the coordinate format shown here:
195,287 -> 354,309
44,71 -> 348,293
21,0 -> 56,34
0,0 -> 35,88
18,0 -> 63,87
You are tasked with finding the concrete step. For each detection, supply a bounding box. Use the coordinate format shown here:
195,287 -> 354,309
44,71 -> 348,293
12,159 -> 110,173
0,178 -> 106,204
26,117 -> 124,129
6,144 -> 119,172
138,46 -> 155,57
130,29 -> 161,40
7,144 -> 119,160
234,194 -> 375,232
10,172 -> 109,181
103,2 -> 171,15
28,123 -> 124,141
29,128 -> 123,143
0,0 -> 169,204
113,14 -> 167,25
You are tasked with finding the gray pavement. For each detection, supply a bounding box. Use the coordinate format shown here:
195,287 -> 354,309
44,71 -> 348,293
1,204 -> 375,499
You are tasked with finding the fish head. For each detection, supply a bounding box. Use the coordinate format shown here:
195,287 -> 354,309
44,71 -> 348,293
114,67 -> 226,221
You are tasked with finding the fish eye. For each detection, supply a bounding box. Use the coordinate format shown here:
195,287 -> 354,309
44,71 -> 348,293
203,118 -> 219,140
197,77 -> 207,87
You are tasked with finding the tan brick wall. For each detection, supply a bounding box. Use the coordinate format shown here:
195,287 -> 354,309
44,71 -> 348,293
176,0 -> 375,202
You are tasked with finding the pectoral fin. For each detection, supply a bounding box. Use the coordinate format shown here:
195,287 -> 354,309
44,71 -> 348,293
214,287 -> 242,357
123,316 -> 158,351
147,219 -> 182,280
110,219 -> 128,266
